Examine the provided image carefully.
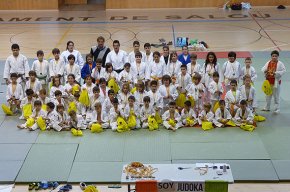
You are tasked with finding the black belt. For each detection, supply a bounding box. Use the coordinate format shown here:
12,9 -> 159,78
14,73 -> 24,78
114,68 -> 124,74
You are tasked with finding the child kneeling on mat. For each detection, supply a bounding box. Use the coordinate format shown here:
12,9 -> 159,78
17,100 -> 46,130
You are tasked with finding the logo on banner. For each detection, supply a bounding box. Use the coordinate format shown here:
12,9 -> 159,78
158,182 -> 205,192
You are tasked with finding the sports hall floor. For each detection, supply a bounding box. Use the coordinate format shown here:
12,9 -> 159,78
1,5 -> 290,192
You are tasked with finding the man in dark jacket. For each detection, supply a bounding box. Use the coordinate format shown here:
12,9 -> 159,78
90,36 -> 111,67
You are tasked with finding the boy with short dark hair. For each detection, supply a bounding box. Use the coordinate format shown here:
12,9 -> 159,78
140,96 -> 155,129
19,88 -> 35,120
261,50 -> 286,114
17,100 -> 46,130
215,100 -> 232,127
162,101 -> 182,131
222,51 -> 241,92
31,50 -> 49,90
225,79 -> 241,117
5,73 -> 23,114
49,48 -> 65,83
234,100 -> 254,126
181,100 -> 197,127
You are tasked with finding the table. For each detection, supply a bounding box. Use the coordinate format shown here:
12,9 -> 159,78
121,163 -> 234,192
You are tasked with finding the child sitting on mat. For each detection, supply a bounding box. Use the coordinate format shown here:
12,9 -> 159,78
19,89 -> 35,120
162,101 -> 182,131
234,99 -> 254,126
56,104 -> 70,130
198,103 -> 220,128
181,100 -> 197,127
88,102 -> 109,130
123,96 -> 141,129
68,110 -> 86,130
140,96 -> 155,129
109,98 -> 125,131
45,102 -> 62,131
215,100 -> 232,127
17,100 -> 46,130
5,73 -> 23,114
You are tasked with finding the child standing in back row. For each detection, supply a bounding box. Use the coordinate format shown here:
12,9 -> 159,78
240,57 -> 257,83
222,51 -> 241,92
31,50 -> 49,90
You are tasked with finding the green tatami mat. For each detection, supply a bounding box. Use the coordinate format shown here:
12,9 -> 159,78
0,144 -> 31,161
258,129 -> 290,160
0,116 -> 39,144
0,161 -> 23,183
173,160 -> 278,181
280,84 -> 290,102
79,129 -> 126,144
272,160 -> 290,181
68,162 -> 124,182
122,129 -> 171,162
0,115 -> 5,125
75,131 -> 125,162
259,112 -> 290,129
36,130 -> 81,144
170,127 -> 260,143
171,141 -> 270,160
16,144 -> 78,182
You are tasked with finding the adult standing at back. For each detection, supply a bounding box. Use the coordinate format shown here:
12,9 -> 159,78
105,40 -> 128,74
90,36 -> 111,68
61,40 -> 84,69
3,44 -> 30,88
178,45 -> 191,65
